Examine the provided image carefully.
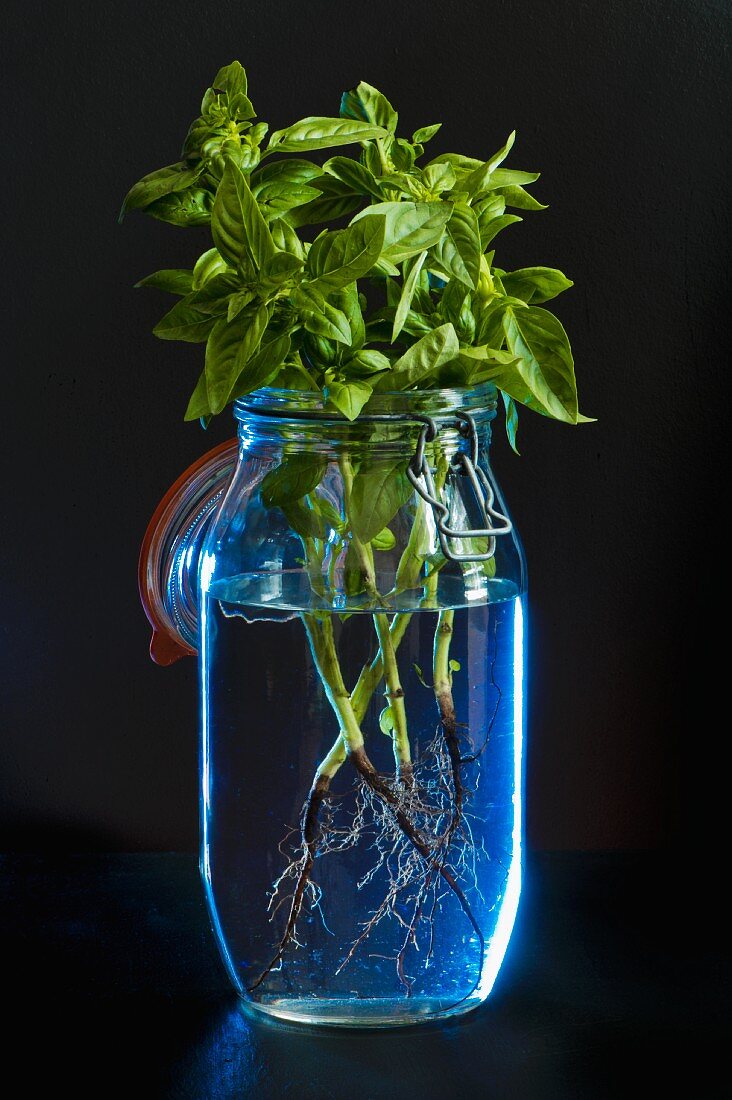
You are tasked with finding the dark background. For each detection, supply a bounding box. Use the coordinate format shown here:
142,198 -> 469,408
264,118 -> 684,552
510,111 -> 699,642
2,0 -> 729,854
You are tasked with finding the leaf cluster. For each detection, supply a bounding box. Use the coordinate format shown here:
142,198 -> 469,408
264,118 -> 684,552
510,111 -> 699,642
124,61 -> 587,446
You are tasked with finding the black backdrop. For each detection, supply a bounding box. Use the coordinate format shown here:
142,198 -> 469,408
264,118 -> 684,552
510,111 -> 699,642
2,0 -> 729,853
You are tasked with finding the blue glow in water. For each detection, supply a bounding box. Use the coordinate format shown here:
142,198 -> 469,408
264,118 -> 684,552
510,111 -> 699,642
200,576 -> 524,1026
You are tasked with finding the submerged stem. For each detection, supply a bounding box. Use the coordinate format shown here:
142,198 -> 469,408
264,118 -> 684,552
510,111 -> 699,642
433,608 -> 464,849
303,613 -> 364,752
352,612 -> 410,722
433,609 -> 455,697
306,611 -> 413,790
373,611 -> 412,785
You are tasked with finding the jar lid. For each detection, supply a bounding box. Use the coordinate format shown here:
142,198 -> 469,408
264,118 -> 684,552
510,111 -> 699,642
138,438 -> 238,665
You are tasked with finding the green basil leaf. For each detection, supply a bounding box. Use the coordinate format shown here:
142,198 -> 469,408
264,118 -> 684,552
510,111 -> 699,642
205,302 -> 270,413
379,704 -> 396,736
362,141 -> 382,176
473,296 -> 508,344
212,159 -> 276,273
379,322 -> 459,390
325,378 -> 373,420
502,392 -> 520,453
212,60 -> 248,97
229,332 -> 290,399
261,453 -> 328,508
427,152 -> 482,173
281,497 -> 328,541
422,162 -> 456,194
371,527 -> 396,551
227,287 -> 256,321
351,201 -> 451,263
144,187 -> 213,227
262,251 -> 303,283
269,218 -> 305,259
456,297 -> 477,343
488,168 -> 540,188
251,158 -> 322,190
457,345 -> 522,383
460,131 -> 516,196
394,507 -> 431,593
292,285 -> 352,344
497,185 -> 548,211
330,282 -> 365,349
413,264 -> 434,310
192,248 -> 228,289
392,250 -> 427,341
347,349 -> 392,376
184,370 -> 212,422
439,279 -> 470,328
474,194 -> 507,221
313,496 -> 345,533
153,298 -> 217,342
250,160 -> 323,217
284,183 -> 363,228
391,139 -> 417,171
304,332 -> 339,367
200,86 -> 218,116
412,123 -> 442,144
370,256 -> 401,277
368,310 -> 431,343
187,272 -> 240,315
478,213 -> 523,248
381,171 -> 427,200
228,92 -> 256,123
119,162 -> 201,220
344,540 -> 366,596
323,156 -> 384,199
385,276 -> 402,311
350,460 -> 413,542
307,217 -> 385,290
340,82 -> 397,132
134,269 -> 193,295
501,305 -> 578,422
267,117 -> 388,153
429,201 -> 480,288
501,266 -> 573,304
252,180 -> 320,218
181,117 -> 214,158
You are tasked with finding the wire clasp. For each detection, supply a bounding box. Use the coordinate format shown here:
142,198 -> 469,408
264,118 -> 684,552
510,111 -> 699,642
406,411 -> 512,563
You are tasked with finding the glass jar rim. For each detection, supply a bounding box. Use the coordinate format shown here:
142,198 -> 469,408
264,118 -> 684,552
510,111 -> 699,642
234,382 -> 497,422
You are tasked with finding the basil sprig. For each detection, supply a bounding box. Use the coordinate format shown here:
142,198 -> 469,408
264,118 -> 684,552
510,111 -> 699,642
124,61 -> 587,446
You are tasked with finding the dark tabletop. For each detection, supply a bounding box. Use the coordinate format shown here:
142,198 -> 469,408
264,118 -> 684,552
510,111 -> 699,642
1,852 -> 726,1098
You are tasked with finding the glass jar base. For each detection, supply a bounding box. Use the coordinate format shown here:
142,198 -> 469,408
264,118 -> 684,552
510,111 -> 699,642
243,994 -> 482,1029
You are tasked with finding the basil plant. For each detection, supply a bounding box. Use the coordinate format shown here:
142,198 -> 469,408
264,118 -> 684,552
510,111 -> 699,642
123,60 -> 584,447
124,62 -> 587,1005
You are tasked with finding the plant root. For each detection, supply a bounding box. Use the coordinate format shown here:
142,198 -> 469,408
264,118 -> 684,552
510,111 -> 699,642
347,745 -> 484,963
248,772 -> 331,992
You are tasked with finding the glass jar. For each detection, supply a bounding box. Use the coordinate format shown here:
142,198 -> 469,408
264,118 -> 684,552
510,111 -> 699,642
141,382 -> 526,1028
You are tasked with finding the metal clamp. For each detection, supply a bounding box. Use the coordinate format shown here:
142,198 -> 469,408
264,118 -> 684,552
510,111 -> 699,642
406,411 -> 512,563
